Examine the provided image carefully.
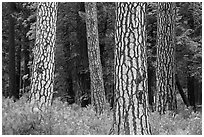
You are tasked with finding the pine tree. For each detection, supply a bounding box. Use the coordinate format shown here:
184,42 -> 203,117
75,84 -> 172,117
29,2 -> 58,112
85,2 -> 106,114
156,2 -> 177,114
112,2 -> 151,135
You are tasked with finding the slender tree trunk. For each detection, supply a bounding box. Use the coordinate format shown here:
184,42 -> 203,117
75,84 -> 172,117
77,2 -> 89,69
112,2 -> 151,135
20,6 -> 31,96
70,42 -> 82,105
8,2 -> 17,100
16,39 -> 21,100
147,64 -> 155,111
187,75 -> 195,108
175,74 -> 190,107
75,2 -> 88,105
85,2 -> 106,114
156,2 -> 177,114
62,43 -> 75,103
29,2 -> 58,112
194,78 -> 202,105
22,28 -> 30,95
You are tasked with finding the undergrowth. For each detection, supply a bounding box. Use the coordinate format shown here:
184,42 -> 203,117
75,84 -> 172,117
2,96 -> 202,135
149,110 -> 202,135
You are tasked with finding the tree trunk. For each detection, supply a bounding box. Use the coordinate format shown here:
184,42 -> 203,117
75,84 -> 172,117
20,6 -> 31,97
16,38 -> 21,100
112,2 -> 151,135
22,28 -> 30,95
8,2 -> 17,100
85,2 -> 106,114
194,78 -> 202,105
29,2 -> 58,112
70,42 -> 82,105
147,64 -> 155,111
75,2 -> 88,105
187,75 -> 195,107
175,74 -> 190,107
156,2 -> 177,114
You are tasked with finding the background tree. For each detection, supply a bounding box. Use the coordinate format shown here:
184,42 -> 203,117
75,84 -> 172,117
85,2 -> 106,114
29,2 -> 58,112
8,2 -> 18,100
54,2 -> 115,107
146,2 -> 158,110
2,2 -> 34,98
156,2 -> 177,114
176,2 -> 202,109
175,74 -> 190,107
21,2 -> 35,96
112,2 -> 151,135
54,3 -> 91,106
75,2 -> 90,105
146,2 -> 202,111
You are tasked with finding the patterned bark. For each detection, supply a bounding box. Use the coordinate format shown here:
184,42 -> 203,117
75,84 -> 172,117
29,2 -> 58,112
156,2 -> 176,114
85,2 -> 106,114
113,2 -> 151,135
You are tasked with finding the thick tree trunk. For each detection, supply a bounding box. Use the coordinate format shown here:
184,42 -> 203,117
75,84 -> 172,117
29,2 -> 58,112
156,2 -> 177,114
8,2 -> 17,100
85,2 -> 106,114
112,2 -> 151,135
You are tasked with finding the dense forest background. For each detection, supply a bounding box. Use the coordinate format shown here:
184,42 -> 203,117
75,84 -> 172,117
2,2 -> 202,107
2,2 -> 202,135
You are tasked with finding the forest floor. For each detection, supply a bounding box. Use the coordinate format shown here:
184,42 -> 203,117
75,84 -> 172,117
2,94 -> 202,135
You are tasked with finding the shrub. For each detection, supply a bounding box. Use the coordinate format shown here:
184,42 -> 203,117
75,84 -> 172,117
149,110 -> 202,135
2,97 -> 113,135
2,96 -> 202,135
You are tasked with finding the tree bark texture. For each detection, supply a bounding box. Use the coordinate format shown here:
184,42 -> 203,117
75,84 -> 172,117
29,2 -> 58,112
8,2 -> 17,100
85,2 -> 106,114
113,2 -> 151,135
156,2 -> 177,114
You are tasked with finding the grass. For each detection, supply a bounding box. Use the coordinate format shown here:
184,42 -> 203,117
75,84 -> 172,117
2,95 -> 202,135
